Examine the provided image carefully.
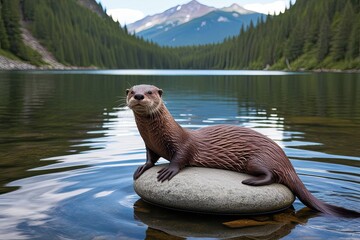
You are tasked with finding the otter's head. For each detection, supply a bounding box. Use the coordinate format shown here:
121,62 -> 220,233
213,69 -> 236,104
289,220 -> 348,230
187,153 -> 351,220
126,85 -> 163,115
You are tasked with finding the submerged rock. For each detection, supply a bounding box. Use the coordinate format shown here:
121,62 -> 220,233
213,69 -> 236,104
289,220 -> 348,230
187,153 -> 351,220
134,164 -> 295,215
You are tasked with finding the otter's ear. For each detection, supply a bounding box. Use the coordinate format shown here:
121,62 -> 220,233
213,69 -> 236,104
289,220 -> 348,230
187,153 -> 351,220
158,89 -> 163,97
126,89 -> 130,95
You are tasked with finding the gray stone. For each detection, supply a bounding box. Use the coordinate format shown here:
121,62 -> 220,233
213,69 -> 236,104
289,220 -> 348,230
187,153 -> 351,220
134,164 -> 295,215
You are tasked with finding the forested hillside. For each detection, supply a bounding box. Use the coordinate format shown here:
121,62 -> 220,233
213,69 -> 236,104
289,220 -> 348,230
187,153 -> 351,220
177,0 -> 360,70
0,0 -> 180,69
0,0 -> 359,70
0,0 -> 43,65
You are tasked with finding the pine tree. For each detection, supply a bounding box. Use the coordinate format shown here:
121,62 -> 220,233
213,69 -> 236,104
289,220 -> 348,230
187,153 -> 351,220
346,14 -> 360,59
3,0 -> 358,70
0,2 -> 10,50
331,0 -> 354,61
176,0 -> 360,70
285,22 -> 305,62
1,0 -> 41,63
317,16 -> 331,61
123,24 -> 128,34
2,0 -> 22,54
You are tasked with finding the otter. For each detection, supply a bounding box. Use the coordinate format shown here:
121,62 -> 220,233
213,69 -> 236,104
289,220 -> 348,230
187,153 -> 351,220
126,84 -> 360,218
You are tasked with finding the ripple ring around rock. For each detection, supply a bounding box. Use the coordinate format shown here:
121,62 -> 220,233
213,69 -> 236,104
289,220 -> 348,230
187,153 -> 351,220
134,164 -> 295,215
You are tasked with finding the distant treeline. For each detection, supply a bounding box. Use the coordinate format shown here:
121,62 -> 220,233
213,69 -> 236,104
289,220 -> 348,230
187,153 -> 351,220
0,0 -> 181,68
176,0 -> 360,70
0,0 -> 359,70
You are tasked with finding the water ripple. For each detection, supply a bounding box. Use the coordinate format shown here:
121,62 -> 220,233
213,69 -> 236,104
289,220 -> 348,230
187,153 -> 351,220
0,72 -> 359,239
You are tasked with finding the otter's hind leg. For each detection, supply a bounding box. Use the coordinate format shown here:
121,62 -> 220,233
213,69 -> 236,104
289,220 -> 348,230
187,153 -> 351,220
242,163 -> 274,186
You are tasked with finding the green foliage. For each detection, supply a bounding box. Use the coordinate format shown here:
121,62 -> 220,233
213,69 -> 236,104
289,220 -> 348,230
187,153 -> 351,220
1,0 -> 23,55
177,0 -> 360,70
346,13 -> 360,59
0,48 -> 19,60
317,16 -> 331,62
21,0 -> 180,68
0,2 -> 10,50
0,0 -> 43,65
1,0 -> 359,70
331,0 -> 354,61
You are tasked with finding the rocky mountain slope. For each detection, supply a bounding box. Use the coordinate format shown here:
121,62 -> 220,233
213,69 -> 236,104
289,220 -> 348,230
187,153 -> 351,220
129,0 -> 262,46
139,10 -> 262,46
128,0 -> 216,34
0,0 -> 177,70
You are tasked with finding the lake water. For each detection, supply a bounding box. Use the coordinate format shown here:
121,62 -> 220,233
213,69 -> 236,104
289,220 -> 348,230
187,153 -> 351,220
0,70 -> 359,239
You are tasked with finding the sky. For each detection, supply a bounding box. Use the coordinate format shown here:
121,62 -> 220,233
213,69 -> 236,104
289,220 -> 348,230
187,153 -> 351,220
96,0 -> 295,26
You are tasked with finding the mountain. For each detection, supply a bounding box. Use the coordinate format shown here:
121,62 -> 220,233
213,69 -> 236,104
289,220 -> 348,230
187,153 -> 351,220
138,10 -> 263,47
221,3 -> 255,14
128,0 -> 215,34
175,0 -> 360,70
129,0 -> 262,47
0,0 -> 181,69
1,0 -> 359,71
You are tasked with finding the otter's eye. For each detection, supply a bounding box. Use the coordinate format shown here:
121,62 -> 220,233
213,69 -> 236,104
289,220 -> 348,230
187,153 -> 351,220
131,91 -> 135,94
147,91 -> 152,94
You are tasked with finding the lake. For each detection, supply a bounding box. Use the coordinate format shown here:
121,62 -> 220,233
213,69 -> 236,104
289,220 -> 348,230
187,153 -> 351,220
0,70 -> 359,239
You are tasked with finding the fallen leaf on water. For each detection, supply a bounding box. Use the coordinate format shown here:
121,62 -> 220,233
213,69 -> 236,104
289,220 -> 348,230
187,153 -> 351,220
223,219 -> 279,228
273,213 -> 306,224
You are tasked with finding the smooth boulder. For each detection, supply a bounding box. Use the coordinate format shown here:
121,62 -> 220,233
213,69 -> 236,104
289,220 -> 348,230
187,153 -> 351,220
134,164 -> 295,215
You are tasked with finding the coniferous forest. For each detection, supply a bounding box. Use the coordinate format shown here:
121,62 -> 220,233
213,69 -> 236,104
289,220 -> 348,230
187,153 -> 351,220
0,0 -> 359,70
1,0 -> 181,68
176,0 -> 360,70
0,0 -> 43,65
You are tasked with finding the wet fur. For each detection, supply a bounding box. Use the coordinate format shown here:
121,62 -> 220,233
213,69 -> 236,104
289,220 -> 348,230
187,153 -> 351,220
127,84 -> 360,218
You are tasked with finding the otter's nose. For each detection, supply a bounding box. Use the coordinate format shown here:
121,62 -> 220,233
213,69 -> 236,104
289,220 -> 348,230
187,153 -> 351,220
134,94 -> 144,100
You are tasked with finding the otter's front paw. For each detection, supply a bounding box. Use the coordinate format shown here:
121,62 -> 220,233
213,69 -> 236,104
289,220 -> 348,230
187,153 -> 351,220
157,165 -> 180,182
133,163 -> 154,180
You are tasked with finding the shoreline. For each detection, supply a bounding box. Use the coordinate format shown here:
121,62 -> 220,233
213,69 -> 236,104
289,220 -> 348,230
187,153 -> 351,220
1,55 -> 359,73
0,55 -> 96,71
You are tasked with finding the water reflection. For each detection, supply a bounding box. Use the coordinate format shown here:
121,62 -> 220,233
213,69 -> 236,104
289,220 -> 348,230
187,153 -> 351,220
0,105 -> 145,239
27,69 -> 298,76
134,200 -> 318,239
0,71 -> 359,239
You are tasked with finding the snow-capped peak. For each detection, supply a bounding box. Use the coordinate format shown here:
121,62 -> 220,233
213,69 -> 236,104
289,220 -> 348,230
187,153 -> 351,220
127,1 -> 256,33
222,3 -> 254,15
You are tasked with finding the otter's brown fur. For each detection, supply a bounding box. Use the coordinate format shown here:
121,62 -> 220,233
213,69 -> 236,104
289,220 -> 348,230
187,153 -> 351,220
126,84 -> 360,218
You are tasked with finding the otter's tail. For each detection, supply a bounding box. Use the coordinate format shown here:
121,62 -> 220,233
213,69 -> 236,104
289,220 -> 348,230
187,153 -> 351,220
288,175 -> 360,218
